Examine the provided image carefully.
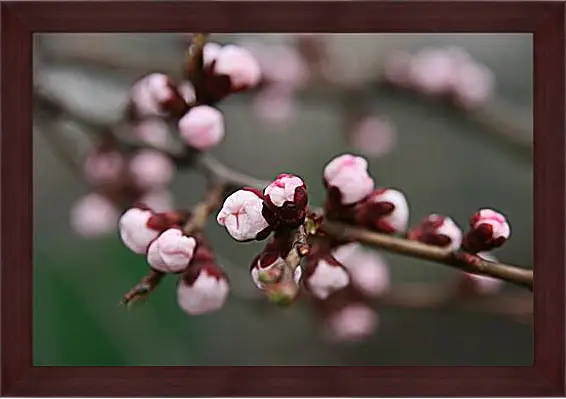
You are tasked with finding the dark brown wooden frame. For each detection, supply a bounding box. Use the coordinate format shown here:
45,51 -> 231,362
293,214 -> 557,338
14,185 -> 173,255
1,0 -> 564,396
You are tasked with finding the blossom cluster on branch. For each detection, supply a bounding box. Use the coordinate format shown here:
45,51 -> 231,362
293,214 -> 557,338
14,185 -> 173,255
36,33 -> 532,343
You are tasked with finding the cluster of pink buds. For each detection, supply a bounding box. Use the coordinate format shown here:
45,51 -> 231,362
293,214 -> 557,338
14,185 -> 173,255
383,47 -> 495,108
119,206 -> 229,315
126,40 -> 261,153
70,140 -> 175,238
217,173 -> 309,242
126,73 -> 226,152
407,210 -> 510,296
215,155 -> 395,341
323,154 -> 409,235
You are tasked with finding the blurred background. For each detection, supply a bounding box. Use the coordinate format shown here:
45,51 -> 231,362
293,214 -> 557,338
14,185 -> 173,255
33,33 -> 532,366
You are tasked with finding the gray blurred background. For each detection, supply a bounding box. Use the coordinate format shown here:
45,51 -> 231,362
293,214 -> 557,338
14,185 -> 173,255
33,33 -> 532,366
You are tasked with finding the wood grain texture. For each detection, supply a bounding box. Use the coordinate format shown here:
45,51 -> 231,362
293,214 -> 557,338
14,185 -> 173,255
1,0 -> 564,396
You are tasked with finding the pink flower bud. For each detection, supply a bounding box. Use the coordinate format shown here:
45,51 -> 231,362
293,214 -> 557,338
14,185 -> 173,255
213,45 -> 262,91
250,252 -> 302,290
178,105 -> 225,151
349,116 -> 397,158
264,174 -> 305,207
355,188 -> 409,234
304,256 -> 350,300
332,243 -> 390,297
324,304 -> 378,343
462,209 -> 510,253
217,189 -> 271,242
147,228 -> 197,273
129,73 -> 185,118
177,244 -> 230,316
407,214 -> 462,251
129,150 -> 174,190
131,119 -> 171,149
451,61 -> 494,108
263,173 -> 308,228
84,150 -> 125,186
70,193 -> 119,237
203,42 -> 222,67
118,207 -> 161,254
323,154 -> 374,205
459,252 -> 504,295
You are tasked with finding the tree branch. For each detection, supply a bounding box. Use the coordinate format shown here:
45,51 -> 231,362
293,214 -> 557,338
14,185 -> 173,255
321,220 -> 533,290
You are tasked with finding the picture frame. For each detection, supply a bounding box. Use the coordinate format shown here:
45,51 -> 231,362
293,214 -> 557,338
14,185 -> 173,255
2,1 -> 564,396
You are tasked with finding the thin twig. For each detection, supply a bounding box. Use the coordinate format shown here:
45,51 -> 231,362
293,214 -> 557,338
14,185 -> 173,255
120,269 -> 165,307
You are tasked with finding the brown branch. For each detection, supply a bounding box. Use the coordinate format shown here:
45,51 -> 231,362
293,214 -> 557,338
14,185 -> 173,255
119,269 -> 165,307
321,220 -> 533,290
182,183 -> 227,234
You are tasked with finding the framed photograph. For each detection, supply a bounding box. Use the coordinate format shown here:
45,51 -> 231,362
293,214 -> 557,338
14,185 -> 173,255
2,1 -> 564,396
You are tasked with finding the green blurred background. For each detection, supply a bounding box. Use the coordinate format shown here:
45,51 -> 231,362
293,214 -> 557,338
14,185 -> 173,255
33,33 -> 532,366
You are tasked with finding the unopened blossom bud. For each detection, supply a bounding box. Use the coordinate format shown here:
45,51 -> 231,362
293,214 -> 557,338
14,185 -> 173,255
458,252 -> 504,296
250,251 -> 284,289
323,154 -> 374,205
70,193 -> 119,237
451,61 -> 494,108
355,188 -> 409,234
250,252 -> 302,290
349,116 -> 397,158
213,45 -> 262,92
132,119 -> 170,149
178,105 -> 225,151
324,304 -> 378,343
304,255 -> 350,300
128,73 -> 186,118
177,242 -> 229,315
147,228 -> 197,273
332,243 -> 390,298
202,42 -> 223,67
462,209 -> 510,253
84,150 -> 125,186
129,150 -> 174,190
263,174 -> 308,228
407,214 -> 462,251
217,188 -> 271,242
119,207 -> 161,254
